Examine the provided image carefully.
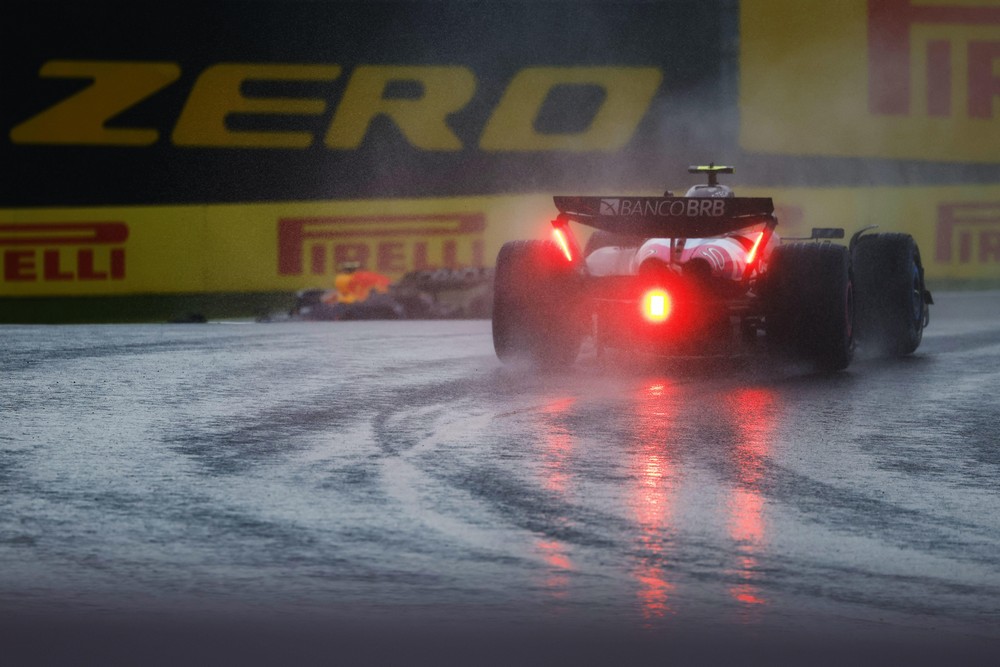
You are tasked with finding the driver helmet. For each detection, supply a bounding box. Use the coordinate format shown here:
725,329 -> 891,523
684,184 -> 734,198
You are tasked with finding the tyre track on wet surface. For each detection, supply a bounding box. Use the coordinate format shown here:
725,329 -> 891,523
2,301 -> 1000,654
2,323 -> 494,616
370,365 -> 790,623
359,309 -> 1000,635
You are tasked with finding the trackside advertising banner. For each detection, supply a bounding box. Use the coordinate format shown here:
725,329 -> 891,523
740,0 -> 1000,162
3,184 -> 998,301
1,1 -> 731,208
0,196 -> 549,297
751,185 -> 1000,282
4,1 -> 999,320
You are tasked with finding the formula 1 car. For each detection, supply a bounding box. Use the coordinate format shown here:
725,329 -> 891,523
266,267 -> 495,322
492,165 -> 932,370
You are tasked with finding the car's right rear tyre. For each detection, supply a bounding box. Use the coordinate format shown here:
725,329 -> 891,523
765,243 -> 854,371
492,240 -> 583,368
851,232 -> 929,356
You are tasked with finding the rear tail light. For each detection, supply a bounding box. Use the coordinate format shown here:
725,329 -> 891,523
642,289 -> 672,323
552,227 -> 574,262
745,230 -> 765,265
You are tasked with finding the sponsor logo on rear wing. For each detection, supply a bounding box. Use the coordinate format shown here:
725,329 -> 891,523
553,196 -> 775,237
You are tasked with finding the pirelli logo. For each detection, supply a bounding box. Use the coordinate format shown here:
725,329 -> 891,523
277,213 -> 485,276
869,0 -> 1000,119
936,202 -> 1000,264
1,222 -> 128,282
740,0 -> 1000,161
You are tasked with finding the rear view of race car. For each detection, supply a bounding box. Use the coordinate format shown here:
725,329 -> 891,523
492,165 -> 932,371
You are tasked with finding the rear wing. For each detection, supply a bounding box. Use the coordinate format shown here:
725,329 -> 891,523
553,196 -> 775,238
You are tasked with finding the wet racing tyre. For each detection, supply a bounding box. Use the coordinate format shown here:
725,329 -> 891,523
851,232 -> 929,356
492,240 -> 583,368
765,243 -> 854,371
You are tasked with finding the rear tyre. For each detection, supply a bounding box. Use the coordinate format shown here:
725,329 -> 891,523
492,240 -> 583,368
765,243 -> 854,371
852,233 -> 928,356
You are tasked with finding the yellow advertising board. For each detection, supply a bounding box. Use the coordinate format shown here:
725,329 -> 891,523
0,196 -> 551,297
2,184 -> 999,305
740,0 -> 1000,161
743,184 -> 1000,281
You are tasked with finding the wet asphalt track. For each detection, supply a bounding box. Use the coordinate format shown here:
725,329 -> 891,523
2,291 -> 1000,664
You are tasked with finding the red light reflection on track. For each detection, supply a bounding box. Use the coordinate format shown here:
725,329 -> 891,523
540,397 -> 575,494
535,397 -> 577,606
724,387 -> 777,611
537,539 -> 574,600
629,380 -> 678,623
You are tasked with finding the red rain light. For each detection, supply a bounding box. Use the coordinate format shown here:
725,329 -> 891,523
745,231 -> 765,266
642,289 -> 672,323
552,227 -> 574,262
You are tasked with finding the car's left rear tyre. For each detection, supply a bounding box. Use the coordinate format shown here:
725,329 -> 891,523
765,243 -> 854,371
492,240 -> 583,368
